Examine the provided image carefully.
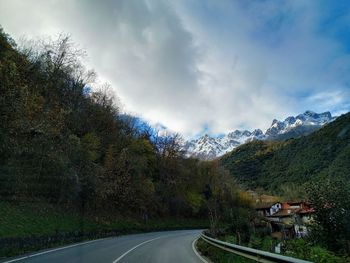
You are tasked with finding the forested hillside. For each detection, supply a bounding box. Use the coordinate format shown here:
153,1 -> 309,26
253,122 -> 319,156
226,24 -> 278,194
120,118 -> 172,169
221,112 -> 350,194
0,28 -> 247,228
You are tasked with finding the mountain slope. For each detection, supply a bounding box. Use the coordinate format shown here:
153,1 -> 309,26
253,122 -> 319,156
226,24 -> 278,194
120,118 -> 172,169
184,111 -> 336,160
220,112 -> 350,192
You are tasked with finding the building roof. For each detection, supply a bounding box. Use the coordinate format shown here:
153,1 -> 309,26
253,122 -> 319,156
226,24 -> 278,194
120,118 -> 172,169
286,200 -> 302,203
255,202 -> 279,210
285,200 -> 309,205
297,208 -> 315,214
269,208 -> 300,217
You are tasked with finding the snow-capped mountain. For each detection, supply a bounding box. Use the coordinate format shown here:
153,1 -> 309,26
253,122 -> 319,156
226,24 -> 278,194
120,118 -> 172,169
183,111 -> 336,160
183,129 -> 265,160
265,111 -> 335,138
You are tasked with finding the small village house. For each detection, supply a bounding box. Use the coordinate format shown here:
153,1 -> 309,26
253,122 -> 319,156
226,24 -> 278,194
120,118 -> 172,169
255,200 -> 315,240
256,202 -> 282,217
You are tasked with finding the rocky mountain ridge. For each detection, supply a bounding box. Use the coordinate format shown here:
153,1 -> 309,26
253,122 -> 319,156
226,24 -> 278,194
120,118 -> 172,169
183,110 -> 336,160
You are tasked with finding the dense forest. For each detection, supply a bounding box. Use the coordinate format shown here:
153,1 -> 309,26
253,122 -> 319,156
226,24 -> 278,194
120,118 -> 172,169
0,27 -> 249,227
221,112 -> 350,194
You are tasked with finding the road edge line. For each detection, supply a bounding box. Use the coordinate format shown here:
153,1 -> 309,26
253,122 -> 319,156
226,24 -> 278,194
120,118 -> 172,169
112,236 -> 164,263
2,238 -> 107,263
192,238 -> 210,263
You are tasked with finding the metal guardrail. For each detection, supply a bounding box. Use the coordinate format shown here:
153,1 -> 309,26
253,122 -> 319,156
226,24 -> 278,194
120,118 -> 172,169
200,233 -> 312,263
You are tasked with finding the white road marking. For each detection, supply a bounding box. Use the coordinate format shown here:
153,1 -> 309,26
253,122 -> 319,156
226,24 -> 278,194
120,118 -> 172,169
192,238 -> 209,263
112,236 -> 165,262
3,230 -> 200,263
2,238 -> 107,263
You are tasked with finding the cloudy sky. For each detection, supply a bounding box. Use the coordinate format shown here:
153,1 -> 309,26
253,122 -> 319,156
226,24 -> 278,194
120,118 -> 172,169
1,0 -> 350,138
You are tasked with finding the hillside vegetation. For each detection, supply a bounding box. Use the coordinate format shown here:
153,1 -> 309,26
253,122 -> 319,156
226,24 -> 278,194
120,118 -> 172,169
221,112 -> 350,194
0,27 -> 251,246
221,117 -> 350,258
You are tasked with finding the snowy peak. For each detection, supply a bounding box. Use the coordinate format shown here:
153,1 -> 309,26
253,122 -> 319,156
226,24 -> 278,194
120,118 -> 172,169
183,129 -> 265,160
227,130 -> 252,142
252,129 -> 263,137
296,110 -> 332,124
183,110 -> 336,160
265,110 -> 335,137
183,134 -> 231,160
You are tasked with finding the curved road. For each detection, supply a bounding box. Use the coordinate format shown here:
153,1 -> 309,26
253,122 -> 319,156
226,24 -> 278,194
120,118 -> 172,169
2,230 -> 205,263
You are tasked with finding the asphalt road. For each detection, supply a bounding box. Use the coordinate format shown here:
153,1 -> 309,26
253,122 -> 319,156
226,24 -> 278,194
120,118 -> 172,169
2,230 -> 205,263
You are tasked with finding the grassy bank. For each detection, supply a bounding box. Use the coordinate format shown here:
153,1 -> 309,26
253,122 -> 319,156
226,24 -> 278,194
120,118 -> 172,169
196,238 -> 255,263
0,201 -> 208,258
0,202 -> 100,238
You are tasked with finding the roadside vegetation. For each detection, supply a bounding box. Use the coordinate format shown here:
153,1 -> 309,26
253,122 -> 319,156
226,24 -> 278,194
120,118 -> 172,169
0,201 -> 210,238
196,238 -> 255,263
199,176 -> 350,263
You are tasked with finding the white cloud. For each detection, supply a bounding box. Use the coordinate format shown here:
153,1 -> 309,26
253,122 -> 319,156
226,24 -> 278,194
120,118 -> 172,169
0,0 -> 349,138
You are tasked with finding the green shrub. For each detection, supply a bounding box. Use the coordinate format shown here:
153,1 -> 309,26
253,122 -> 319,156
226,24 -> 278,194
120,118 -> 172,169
285,239 -> 349,263
196,238 -> 255,263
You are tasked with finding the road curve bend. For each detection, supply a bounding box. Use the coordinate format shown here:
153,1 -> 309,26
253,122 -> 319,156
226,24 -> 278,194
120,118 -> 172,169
1,229 -> 206,263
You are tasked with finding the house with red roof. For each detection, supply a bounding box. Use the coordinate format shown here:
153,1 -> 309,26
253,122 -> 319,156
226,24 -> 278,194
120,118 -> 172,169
255,200 -> 315,239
